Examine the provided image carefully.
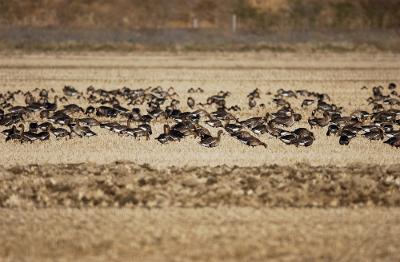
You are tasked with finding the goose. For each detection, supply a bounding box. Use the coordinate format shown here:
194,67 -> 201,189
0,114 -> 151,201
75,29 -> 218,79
156,124 -> 172,144
8,106 -> 27,114
39,89 -> 48,98
194,124 -> 211,139
296,89 -> 309,96
301,99 -> 315,107
317,101 -> 336,111
78,117 -> 100,127
41,95 -> 58,111
1,125 -> 18,137
36,130 -> 50,141
50,124 -> 70,139
265,121 -> 285,138
18,124 -> 38,143
210,108 -> 237,121
339,135 -> 351,145
388,83 -> 397,90
331,115 -> 357,126
326,124 -> 339,136
232,130 -> 266,147
340,128 -> 357,139
100,122 -> 122,131
167,124 -> 185,141
280,133 -> 298,145
240,114 -> 268,129
244,136 -> 267,148
227,105 -> 241,112
384,136 -> 400,147
174,111 -> 201,123
69,122 -> 96,138
138,123 -> 152,135
53,112 -> 72,125
232,130 -> 253,140
129,128 -> 150,140
140,114 -> 153,123
205,118 -> 223,128
40,110 -> 51,119
297,136 -> 314,147
224,121 -> 243,135
293,128 -> 314,139
187,97 -> 195,109
248,98 -> 257,109
148,107 -> 164,119
171,122 -> 195,137
28,122 -> 39,133
63,85 -> 79,96
272,98 -> 290,107
251,124 -> 268,135
385,130 -> 400,138
199,130 -> 223,148
96,106 -> 119,118
270,114 -> 295,127
0,113 -> 24,126
64,104 -> 84,114
308,111 -> 330,128
5,131 -> 22,142
276,89 -> 297,98
113,104 -> 129,113
26,102 -> 43,113
350,110 -> 370,121
364,128 -> 384,140
85,106 -> 95,114
110,123 -> 128,134
372,103 -> 384,113
248,88 -> 260,99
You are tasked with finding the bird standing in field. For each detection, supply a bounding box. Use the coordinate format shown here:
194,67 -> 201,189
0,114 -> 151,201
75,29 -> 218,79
199,130 -> 223,148
187,97 -> 195,109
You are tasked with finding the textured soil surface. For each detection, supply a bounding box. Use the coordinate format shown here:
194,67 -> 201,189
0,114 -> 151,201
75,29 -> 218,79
1,162 -> 400,208
1,208 -> 400,261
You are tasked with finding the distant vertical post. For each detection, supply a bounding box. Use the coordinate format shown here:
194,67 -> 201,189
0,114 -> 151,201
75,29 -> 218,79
232,14 -> 237,33
192,18 -> 198,29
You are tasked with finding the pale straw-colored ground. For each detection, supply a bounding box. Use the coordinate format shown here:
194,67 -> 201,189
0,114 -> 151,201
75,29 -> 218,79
1,208 -> 400,261
0,52 -> 399,167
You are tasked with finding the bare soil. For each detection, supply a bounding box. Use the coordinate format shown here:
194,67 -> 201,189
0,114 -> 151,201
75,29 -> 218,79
1,208 -> 400,261
1,162 -> 400,209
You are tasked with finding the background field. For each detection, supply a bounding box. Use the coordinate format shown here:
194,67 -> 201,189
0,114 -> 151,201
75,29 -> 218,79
1,0 -> 400,52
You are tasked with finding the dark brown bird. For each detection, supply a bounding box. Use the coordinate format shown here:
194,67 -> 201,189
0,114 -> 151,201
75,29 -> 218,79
187,97 -> 195,109
199,130 -> 223,148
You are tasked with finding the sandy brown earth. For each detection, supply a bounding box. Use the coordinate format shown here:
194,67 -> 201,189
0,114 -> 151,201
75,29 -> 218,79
1,208 -> 400,261
1,52 -> 400,261
1,162 -> 400,208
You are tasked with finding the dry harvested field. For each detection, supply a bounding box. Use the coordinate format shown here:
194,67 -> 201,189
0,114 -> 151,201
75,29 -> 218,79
0,52 -> 400,167
1,51 -> 400,261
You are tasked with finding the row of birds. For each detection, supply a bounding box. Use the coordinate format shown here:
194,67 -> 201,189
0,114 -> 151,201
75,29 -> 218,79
0,83 -> 400,148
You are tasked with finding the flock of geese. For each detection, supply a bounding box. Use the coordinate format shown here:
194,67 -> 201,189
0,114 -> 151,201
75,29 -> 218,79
1,83 -> 400,148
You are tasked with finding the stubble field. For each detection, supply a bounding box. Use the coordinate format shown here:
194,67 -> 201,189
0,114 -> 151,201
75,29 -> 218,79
1,51 -> 400,261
